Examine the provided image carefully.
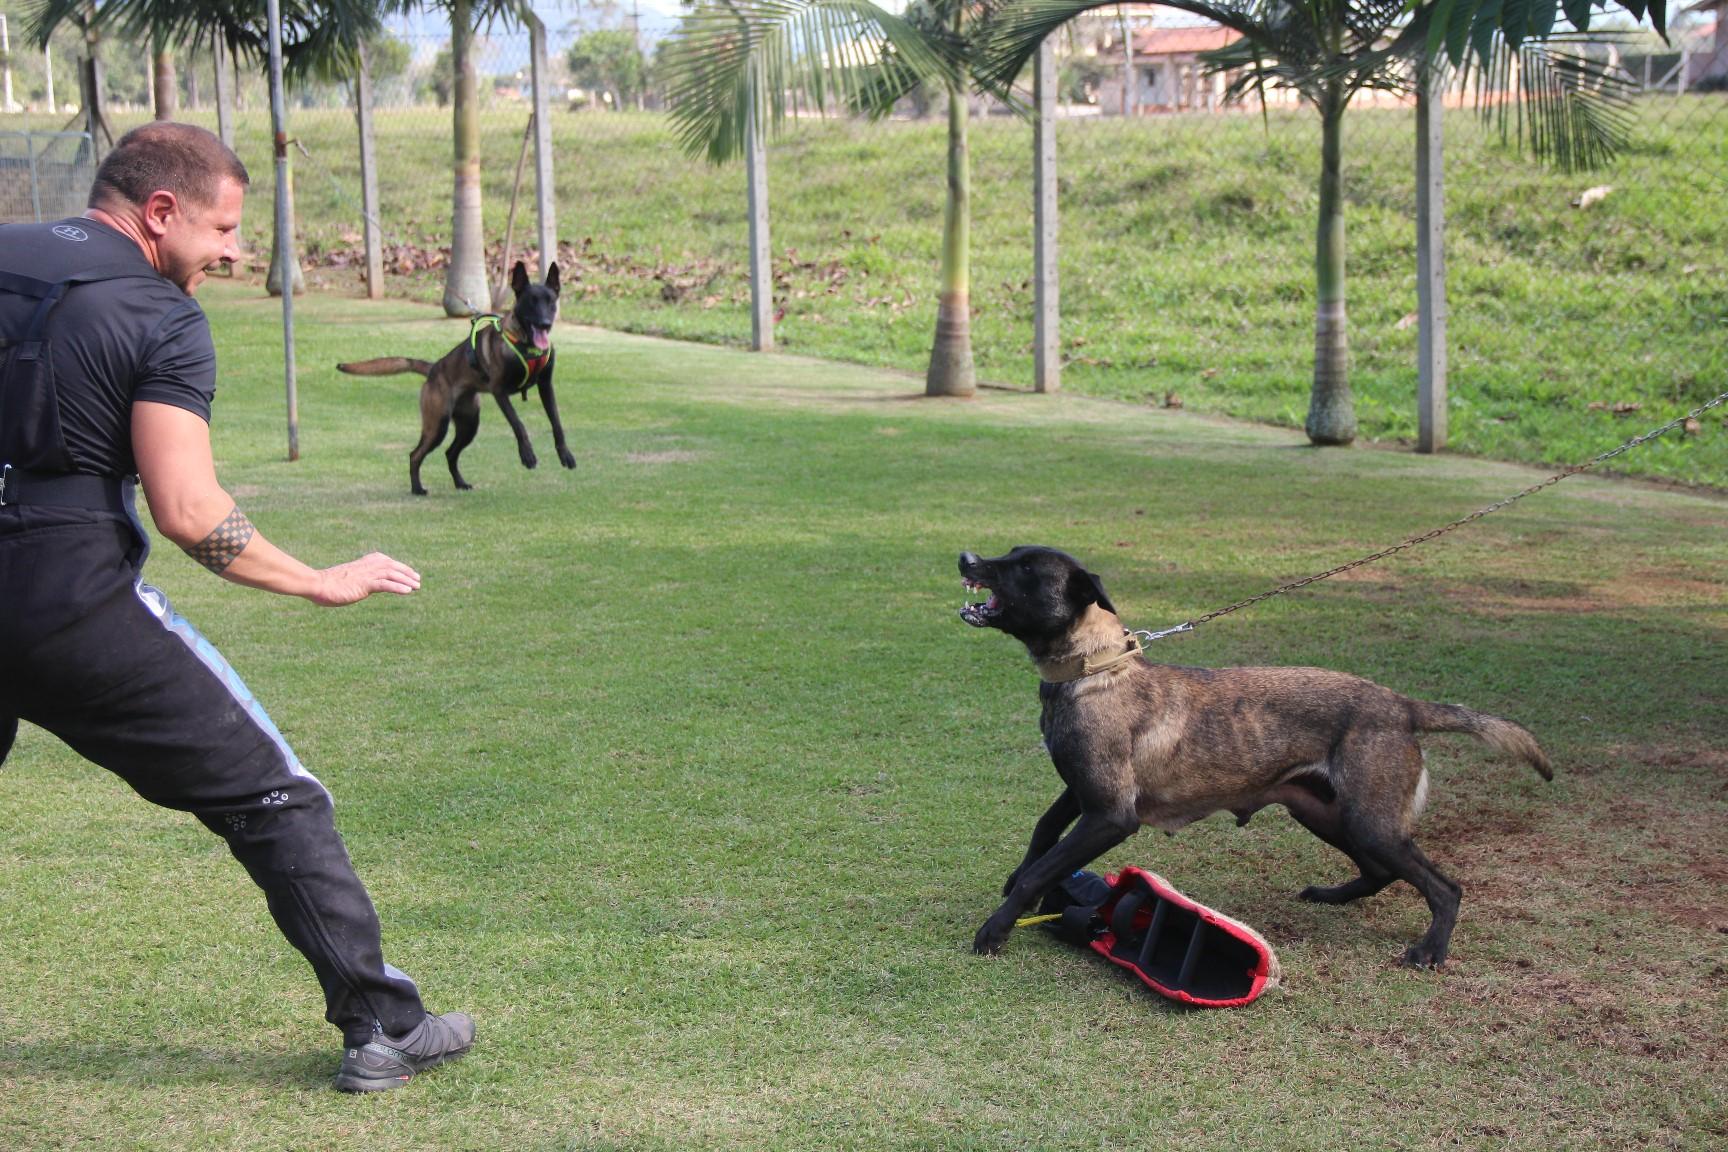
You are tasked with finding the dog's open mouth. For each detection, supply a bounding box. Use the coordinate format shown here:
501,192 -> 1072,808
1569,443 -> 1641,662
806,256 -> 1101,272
530,327 -> 551,350
960,578 -> 1000,627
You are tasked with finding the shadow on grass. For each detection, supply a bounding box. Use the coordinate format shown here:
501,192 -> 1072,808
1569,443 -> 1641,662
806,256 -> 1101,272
0,1041 -> 330,1089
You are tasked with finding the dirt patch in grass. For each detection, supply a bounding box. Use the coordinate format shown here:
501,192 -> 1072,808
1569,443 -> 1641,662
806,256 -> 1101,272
1417,788 -> 1727,1069
1583,782 -> 1728,934
1423,754 -> 1728,936
1317,567 -> 1410,602
1326,560 -> 1724,621
1609,569 -> 1728,609
1432,568 -> 1727,619
625,450 -> 704,465
1611,743 -> 1728,777
1442,966 -> 1728,1064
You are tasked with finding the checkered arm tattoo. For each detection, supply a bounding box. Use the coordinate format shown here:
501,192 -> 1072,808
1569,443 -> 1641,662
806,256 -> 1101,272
185,506 -> 256,574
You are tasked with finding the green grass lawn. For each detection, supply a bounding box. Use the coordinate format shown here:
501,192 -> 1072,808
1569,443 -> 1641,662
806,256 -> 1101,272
65,94 -> 1728,487
0,283 -> 1724,1149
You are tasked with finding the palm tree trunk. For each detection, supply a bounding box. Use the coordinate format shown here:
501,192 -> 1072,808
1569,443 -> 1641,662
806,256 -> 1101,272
214,38 -> 235,149
80,18 -> 112,158
152,47 -> 177,121
925,77 -> 975,398
1305,85 -> 1355,446
266,161 -> 305,296
444,0 -> 490,317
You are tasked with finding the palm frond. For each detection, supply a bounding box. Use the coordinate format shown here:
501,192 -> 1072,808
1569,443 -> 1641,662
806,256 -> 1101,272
661,0 -> 961,166
1407,0 -> 1667,66
987,0 -> 1330,92
24,0 -> 385,80
977,0 -> 1223,93
22,0 -> 89,50
978,0 -> 1416,96
1462,33 -> 1635,170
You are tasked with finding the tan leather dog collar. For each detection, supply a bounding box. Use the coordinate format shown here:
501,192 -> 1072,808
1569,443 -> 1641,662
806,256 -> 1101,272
1036,637 -> 1142,684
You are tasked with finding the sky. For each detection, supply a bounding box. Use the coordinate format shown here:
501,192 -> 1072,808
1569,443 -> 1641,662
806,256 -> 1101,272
386,1 -> 689,45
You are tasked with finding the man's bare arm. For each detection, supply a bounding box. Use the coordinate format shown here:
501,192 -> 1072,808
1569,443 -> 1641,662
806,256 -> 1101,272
132,401 -> 420,605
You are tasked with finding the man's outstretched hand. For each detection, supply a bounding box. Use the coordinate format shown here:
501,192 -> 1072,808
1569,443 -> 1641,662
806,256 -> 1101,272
311,552 -> 422,606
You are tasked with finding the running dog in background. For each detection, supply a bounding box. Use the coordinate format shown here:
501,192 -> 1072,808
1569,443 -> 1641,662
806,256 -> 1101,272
338,262 -> 573,495
958,545 -> 1552,969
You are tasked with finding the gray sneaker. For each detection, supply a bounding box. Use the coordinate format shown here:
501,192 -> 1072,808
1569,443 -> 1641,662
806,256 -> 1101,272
333,1011 -> 476,1093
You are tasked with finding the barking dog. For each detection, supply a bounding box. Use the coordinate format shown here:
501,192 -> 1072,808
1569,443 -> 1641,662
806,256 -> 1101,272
338,261 -> 574,495
959,545 -> 1551,969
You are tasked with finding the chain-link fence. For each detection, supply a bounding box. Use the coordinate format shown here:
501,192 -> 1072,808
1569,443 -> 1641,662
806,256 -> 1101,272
0,7 -> 1721,481
0,130 -> 95,222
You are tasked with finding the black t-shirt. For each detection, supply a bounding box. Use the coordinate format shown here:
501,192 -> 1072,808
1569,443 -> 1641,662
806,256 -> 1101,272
0,217 -> 216,477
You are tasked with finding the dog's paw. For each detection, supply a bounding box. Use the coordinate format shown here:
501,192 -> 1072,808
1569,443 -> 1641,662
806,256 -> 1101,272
972,915 -> 1014,956
558,447 -> 576,469
1398,942 -> 1447,970
520,452 -> 539,470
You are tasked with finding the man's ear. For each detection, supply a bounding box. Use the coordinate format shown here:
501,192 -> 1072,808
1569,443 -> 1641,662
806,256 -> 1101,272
141,190 -> 179,238
1069,567 -> 1117,616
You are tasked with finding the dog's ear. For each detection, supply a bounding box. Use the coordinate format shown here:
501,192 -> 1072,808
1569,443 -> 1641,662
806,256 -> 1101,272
545,262 -> 560,296
1069,568 -> 1117,616
511,261 -> 530,298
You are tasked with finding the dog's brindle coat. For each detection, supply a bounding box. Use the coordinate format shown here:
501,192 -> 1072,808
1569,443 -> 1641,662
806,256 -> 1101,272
960,546 -> 1551,969
337,261 -> 574,495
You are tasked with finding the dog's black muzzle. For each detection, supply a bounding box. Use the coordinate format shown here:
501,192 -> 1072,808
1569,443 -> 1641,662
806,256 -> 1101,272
958,552 -> 1000,627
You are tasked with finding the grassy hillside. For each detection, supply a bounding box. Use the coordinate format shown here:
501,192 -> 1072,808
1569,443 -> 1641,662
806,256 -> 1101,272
77,95 -> 1728,485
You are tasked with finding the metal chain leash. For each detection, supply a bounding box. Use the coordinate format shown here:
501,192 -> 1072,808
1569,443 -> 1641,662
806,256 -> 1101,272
1129,389 -> 1728,648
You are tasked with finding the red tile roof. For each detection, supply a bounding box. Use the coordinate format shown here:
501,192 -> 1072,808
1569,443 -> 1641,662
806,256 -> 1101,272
1132,25 -> 1242,57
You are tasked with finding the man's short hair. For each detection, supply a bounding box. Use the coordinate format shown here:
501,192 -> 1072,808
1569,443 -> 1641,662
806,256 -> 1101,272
88,122 -> 250,211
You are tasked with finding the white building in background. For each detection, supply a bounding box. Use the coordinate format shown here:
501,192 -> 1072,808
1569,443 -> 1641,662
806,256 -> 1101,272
1093,19 -> 1303,115
1687,0 -> 1728,84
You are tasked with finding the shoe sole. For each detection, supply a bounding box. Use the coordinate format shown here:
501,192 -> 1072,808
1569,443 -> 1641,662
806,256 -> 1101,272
333,1044 -> 472,1093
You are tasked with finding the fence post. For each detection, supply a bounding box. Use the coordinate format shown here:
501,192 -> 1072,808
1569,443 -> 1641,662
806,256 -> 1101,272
266,0 -> 299,462
80,48 -> 110,162
355,42 -> 384,301
746,95 -> 773,352
25,132 -> 42,221
3,17 -> 15,115
1033,41 -> 1060,394
214,40 -> 234,150
1120,8 -> 1137,116
1415,64 -> 1447,454
530,13 -> 556,276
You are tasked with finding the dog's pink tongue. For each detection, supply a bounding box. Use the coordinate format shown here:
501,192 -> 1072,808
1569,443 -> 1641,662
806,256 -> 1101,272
532,330 -> 550,349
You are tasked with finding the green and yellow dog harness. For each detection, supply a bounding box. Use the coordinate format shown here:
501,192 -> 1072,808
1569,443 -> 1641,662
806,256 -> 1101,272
467,313 -> 552,397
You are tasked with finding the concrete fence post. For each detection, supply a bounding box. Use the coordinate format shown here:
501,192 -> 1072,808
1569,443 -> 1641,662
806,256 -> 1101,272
1415,65 -> 1448,454
746,94 -> 773,352
1033,41 -> 1060,394
530,14 -> 557,275
355,42 -> 384,300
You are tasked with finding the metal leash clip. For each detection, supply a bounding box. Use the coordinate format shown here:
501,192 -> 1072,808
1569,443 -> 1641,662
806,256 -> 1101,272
1131,622 -> 1195,648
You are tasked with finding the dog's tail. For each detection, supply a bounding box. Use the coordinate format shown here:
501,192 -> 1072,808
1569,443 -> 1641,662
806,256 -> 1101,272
1412,702 -> 1553,780
336,357 -> 434,377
